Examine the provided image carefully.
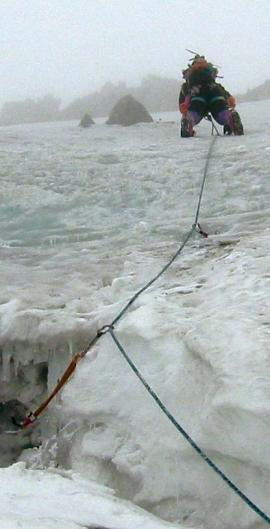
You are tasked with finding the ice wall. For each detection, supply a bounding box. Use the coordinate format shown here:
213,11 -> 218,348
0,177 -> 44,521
0,297 -> 96,466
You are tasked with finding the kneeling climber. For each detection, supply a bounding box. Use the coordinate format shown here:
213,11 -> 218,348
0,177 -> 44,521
179,54 -> 244,137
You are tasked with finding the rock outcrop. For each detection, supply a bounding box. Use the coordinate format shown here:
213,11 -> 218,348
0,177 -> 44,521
107,95 -> 153,126
79,113 -> 95,127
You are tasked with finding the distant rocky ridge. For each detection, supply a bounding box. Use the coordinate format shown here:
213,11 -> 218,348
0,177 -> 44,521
0,75 -> 179,126
0,76 -> 269,126
237,79 -> 270,103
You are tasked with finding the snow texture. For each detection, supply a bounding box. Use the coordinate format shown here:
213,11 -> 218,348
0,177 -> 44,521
0,102 -> 270,529
0,462 -> 181,529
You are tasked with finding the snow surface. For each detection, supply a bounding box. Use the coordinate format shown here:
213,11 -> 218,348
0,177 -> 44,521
0,102 -> 270,529
0,462 -> 181,529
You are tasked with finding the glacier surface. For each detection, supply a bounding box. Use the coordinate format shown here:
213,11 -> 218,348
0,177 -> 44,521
0,102 -> 270,528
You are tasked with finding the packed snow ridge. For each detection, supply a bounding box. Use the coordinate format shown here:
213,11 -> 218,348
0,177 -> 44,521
0,101 -> 270,529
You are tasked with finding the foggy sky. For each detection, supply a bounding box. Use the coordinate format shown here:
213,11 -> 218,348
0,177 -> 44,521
1,0 -> 270,107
